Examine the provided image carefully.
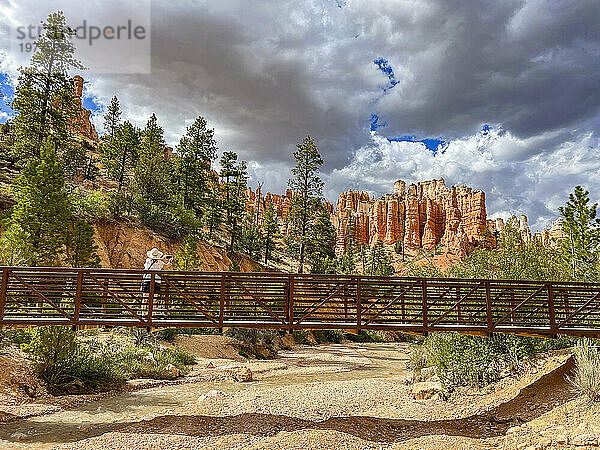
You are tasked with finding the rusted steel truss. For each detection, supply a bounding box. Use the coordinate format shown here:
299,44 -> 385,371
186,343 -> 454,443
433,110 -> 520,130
0,266 -> 599,338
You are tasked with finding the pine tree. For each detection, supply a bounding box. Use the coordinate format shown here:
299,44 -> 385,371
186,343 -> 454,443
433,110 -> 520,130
176,235 -> 202,271
9,139 -> 72,266
219,151 -> 247,252
239,208 -> 264,258
174,116 -> 218,216
132,114 -> 173,226
262,200 -> 280,265
366,240 -> 394,276
103,96 -> 122,138
205,173 -> 223,239
559,186 -> 600,280
101,120 -> 140,192
10,11 -> 84,167
308,205 -> 336,273
286,136 -> 324,273
65,217 -> 101,267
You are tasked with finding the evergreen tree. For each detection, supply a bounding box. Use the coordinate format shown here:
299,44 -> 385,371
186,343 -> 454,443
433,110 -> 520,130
65,217 -> 100,267
286,136 -> 324,273
366,240 -> 394,276
262,200 -> 280,265
239,208 -> 264,259
132,114 -> 173,226
205,173 -> 223,239
10,11 -> 84,168
308,206 -> 336,273
176,235 -> 202,271
9,139 -> 72,266
0,224 -> 37,266
100,121 -> 140,192
559,186 -> 600,280
174,116 -> 218,216
219,151 -> 247,252
103,96 -> 122,138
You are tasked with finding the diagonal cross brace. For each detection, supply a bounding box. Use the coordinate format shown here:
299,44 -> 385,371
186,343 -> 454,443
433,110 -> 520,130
296,279 -> 354,325
232,278 -> 286,324
86,273 -> 146,323
494,284 -> 546,327
430,282 -> 484,327
161,278 -> 218,323
557,290 -> 600,329
362,281 -> 419,326
11,273 -> 72,320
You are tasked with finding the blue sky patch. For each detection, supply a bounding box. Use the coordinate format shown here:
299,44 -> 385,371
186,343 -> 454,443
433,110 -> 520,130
0,73 -> 14,123
373,57 -> 398,90
370,113 -> 387,131
387,135 -> 448,155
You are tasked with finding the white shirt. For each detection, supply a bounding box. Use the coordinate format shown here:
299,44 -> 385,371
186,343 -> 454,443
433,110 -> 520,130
143,257 -> 165,282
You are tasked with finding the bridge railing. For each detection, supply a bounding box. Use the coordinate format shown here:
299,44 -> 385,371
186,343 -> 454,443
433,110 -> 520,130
0,266 -> 599,337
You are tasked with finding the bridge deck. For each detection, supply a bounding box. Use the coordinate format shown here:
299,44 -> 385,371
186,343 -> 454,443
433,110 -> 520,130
1,267 -> 599,337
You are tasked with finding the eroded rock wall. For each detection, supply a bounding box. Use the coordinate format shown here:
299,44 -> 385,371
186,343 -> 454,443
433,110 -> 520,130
93,220 -> 262,271
332,178 -> 494,258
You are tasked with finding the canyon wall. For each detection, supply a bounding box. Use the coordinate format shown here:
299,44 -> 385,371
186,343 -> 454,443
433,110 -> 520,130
487,215 -> 566,246
331,178 -> 493,258
248,178 -> 495,259
93,220 -> 262,271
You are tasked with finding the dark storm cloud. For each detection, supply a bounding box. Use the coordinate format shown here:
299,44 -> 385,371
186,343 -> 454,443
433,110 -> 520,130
1,0 -> 599,227
374,0 -> 600,139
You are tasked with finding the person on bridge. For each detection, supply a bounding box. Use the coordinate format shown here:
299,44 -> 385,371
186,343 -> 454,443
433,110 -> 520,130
141,248 -> 173,304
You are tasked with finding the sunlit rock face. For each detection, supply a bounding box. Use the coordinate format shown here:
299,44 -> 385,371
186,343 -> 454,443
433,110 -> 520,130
331,178 -> 494,258
72,75 -> 99,145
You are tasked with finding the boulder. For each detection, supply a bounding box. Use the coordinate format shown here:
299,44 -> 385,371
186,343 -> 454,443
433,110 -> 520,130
410,381 -> 442,400
223,365 -> 252,382
280,333 -> 296,350
166,364 -> 179,378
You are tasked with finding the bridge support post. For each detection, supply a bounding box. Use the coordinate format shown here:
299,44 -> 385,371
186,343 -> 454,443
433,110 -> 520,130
0,268 -> 9,322
146,273 -> 155,332
548,282 -> 557,335
485,281 -> 493,335
219,274 -> 226,332
356,277 -> 361,333
288,275 -> 294,332
73,271 -> 83,330
422,280 -> 428,336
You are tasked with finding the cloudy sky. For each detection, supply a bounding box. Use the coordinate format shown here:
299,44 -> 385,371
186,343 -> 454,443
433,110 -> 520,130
1,0 -> 599,231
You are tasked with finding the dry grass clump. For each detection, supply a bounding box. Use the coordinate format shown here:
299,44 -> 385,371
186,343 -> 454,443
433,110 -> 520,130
568,339 -> 600,403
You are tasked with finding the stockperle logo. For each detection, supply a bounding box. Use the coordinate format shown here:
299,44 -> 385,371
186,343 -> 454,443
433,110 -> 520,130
1,1 -> 151,74
16,20 -> 147,46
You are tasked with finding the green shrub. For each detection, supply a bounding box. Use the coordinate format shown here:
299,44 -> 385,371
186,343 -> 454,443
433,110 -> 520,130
292,330 -> 312,345
22,327 -> 197,393
312,329 -> 345,344
154,328 -> 178,342
23,327 -> 125,394
113,345 -> 196,379
225,328 -> 278,345
568,339 -> 600,403
423,332 -> 577,388
128,328 -> 156,347
408,345 -> 429,371
4,329 -> 33,346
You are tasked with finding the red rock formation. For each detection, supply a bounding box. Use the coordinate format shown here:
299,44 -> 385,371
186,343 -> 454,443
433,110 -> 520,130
332,178 -> 494,258
72,75 -> 99,144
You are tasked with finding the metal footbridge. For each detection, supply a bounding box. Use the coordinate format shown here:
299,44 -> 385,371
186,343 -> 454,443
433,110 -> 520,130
0,267 -> 599,337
